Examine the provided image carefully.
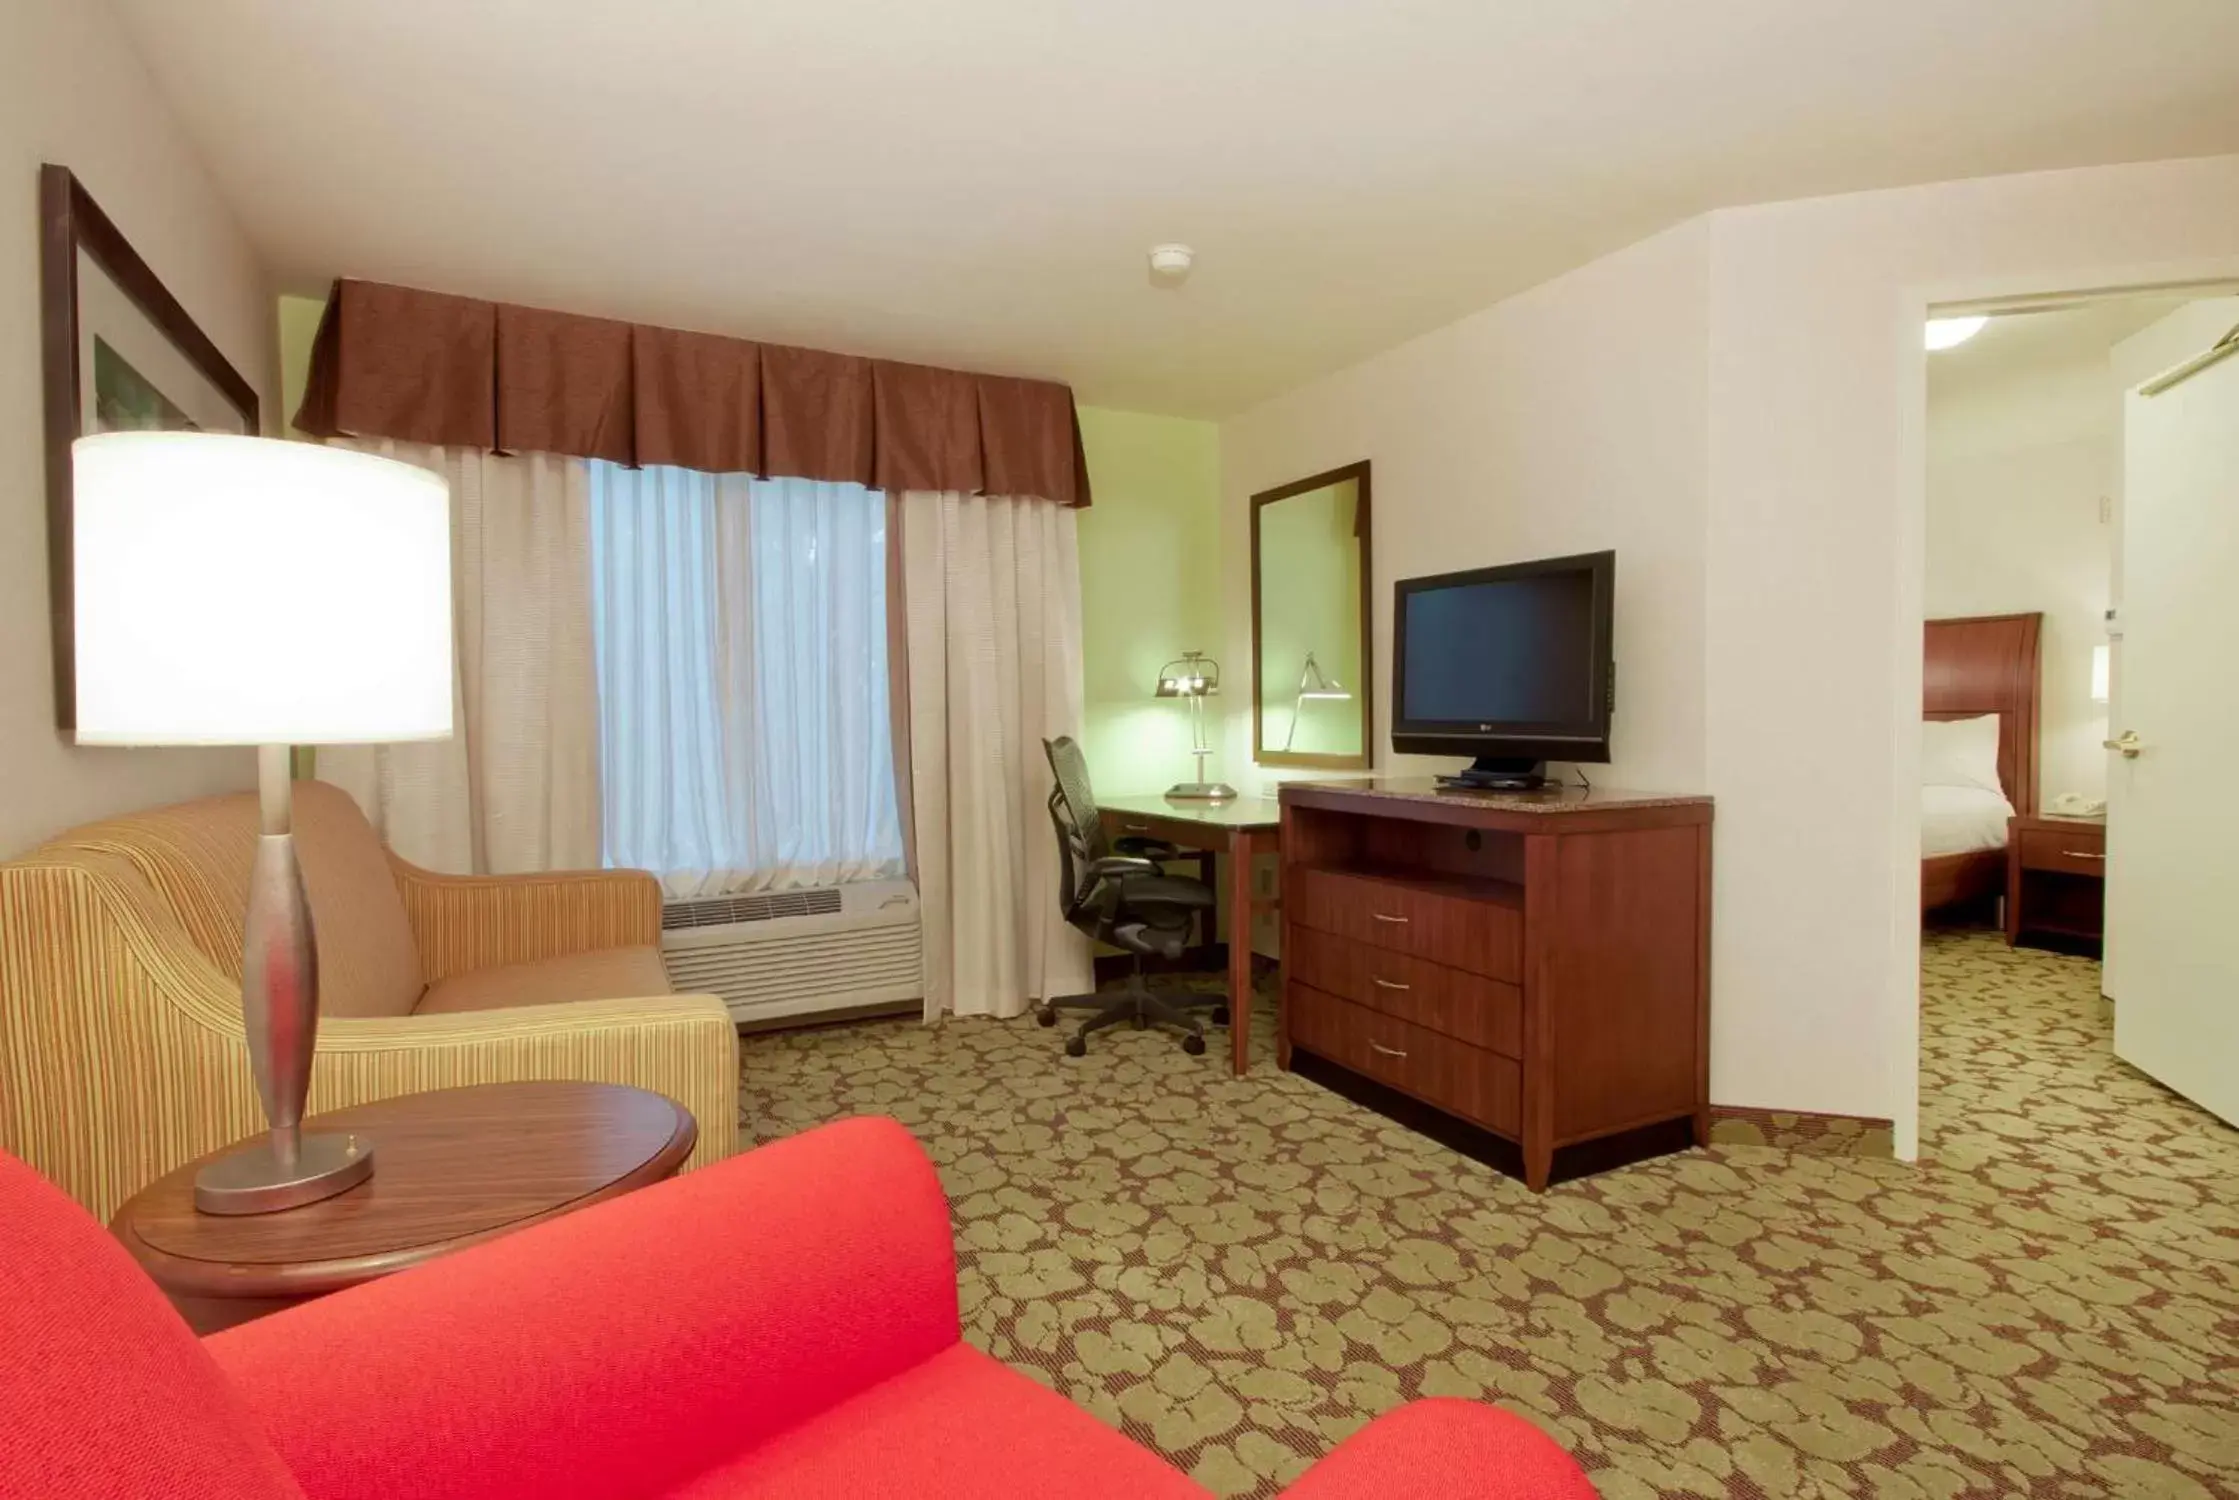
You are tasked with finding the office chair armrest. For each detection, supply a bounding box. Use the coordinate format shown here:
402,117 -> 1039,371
1111,835 -> 1181,862
1087,855 -> 1160,879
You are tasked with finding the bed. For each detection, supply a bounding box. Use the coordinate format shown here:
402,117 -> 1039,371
1921,612 -> 2041,917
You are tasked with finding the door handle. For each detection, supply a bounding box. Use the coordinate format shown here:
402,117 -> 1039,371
1368,1041 -> 1408,1059
2104,730 -> 2146,759
1371,976 -> 1411,991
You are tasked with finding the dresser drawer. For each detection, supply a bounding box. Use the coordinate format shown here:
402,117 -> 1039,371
1287,867 -> 1521,981
1288,926 -> 1522,1057
1288,983 -> 1521,1135
2018,828 -> 2105,877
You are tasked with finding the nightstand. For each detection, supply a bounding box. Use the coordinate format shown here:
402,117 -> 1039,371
2007,814 -> 2106,953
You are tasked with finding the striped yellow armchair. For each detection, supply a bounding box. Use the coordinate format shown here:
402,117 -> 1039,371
0,781 -> 737,1221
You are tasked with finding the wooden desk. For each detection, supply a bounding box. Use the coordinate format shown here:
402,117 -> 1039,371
112,1081 -> 696,1333
1099,793 -> 1282,1076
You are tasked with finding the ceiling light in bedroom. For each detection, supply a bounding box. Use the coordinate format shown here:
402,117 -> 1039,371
1924,315 -> 1988,351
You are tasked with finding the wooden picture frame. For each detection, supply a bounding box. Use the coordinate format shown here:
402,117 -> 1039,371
1250,460 -> 1374,770
40,164 -> 260,730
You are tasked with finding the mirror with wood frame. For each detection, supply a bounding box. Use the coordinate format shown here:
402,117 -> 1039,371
1251,461 -> 1371,769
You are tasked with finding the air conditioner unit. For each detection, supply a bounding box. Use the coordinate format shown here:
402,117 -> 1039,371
660,878 -> 921,1026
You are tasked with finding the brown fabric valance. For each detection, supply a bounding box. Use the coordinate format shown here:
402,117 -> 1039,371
294,279 -> 1091,506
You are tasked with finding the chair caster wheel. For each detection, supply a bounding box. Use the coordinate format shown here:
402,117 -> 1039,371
1211,1006 -> 1230,1026
1065,1036 -> 1086,1058
1182,1033 -> 1206,1056
1036,1006 -> 1057,1027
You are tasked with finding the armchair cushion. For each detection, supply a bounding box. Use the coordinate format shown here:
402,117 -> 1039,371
292,782 -> 425,1016
414,944 -> 674,1014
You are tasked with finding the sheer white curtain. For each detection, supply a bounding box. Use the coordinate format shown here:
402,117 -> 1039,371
902,490 -> 1092,1020
321,440 -> 602,874
589,466 -> 903,898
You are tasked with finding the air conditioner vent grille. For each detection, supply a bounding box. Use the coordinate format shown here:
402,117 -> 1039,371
662,887 -> 843,930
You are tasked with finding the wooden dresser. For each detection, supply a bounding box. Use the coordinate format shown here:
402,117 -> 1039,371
1278,779 -> 1712,1190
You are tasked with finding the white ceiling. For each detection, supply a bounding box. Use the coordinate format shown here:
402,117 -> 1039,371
114,0 -> 2239,417
1930,295 -> 2200,396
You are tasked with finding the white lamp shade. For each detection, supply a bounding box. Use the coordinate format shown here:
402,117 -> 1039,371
74,432 -> 454,746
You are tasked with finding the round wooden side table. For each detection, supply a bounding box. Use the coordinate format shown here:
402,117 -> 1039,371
113,1080 -> 697,1334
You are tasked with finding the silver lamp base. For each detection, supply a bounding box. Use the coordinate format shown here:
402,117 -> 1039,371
1165,781 -> 1238,801
193,1130 -> 374,1216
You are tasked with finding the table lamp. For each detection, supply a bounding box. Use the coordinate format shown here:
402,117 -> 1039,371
73,432 -> 452,1214
1155,651 -> 1234,800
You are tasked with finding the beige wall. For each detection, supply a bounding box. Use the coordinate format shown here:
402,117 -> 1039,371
0,0 -> 273,855
1220,220 -> 1713,799
1704,154 -> 2239,1154
1927,343 -> 2116,806
1218,153 -> 2239,1155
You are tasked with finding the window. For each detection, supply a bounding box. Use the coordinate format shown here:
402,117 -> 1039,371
588,465 -> 903,897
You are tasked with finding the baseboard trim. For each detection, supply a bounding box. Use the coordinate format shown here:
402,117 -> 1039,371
1708,1105 -> 1894,1159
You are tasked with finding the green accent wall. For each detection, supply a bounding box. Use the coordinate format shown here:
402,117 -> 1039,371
1074,407 -> 1223,796
277,292 -> 324,439
277,297 -> 1222,794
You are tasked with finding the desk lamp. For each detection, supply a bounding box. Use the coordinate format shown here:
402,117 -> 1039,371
73,432 -> 452,1214
1155,651 -> 1234,800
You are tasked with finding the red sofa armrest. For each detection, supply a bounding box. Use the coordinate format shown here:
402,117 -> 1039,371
207,1117 -> 959,1500
1282,1399 -> 1599,1498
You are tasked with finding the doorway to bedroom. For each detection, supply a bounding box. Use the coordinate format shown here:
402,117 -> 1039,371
1917,287 -> 2239,1154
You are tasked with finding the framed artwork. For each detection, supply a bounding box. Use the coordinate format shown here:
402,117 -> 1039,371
39,163 -> 259,730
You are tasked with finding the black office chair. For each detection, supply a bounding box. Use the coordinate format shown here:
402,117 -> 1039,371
1037,736 -> 1227,1057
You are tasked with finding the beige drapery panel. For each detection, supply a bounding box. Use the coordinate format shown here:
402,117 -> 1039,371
901,491 -> 1092,1020
321,439 -> 602,875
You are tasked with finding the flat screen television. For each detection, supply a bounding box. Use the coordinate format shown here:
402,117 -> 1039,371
1391,549 -> 1614,789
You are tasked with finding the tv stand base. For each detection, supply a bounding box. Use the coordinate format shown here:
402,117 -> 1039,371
1435,757 -> 1548,792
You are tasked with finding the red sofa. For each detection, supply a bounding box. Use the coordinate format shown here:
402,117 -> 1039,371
0,1116 -> 1596,1499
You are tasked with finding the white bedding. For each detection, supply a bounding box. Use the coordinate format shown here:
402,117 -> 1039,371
1922,784 -> 2015,858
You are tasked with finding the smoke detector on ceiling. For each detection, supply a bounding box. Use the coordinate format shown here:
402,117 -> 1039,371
1147,243 -> 1194,285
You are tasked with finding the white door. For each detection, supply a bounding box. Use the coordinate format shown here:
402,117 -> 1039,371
2106,334 -> 2239,1125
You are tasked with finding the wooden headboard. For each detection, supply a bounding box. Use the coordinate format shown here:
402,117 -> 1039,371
1924,612 -> 2042,815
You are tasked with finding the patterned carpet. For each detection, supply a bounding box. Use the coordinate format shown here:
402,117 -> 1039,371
737,933 -> 2239,1498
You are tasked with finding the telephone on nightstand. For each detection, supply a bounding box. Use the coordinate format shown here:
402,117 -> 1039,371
2049,793 -> 2106,818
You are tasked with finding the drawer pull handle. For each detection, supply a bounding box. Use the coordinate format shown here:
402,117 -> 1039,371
1368,1041 -> 1408,1059
1123,823 -> 1150,832
2061,850 -> 2105,860
1370,912 -> 1410,925
1371,976 -> 1411,991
